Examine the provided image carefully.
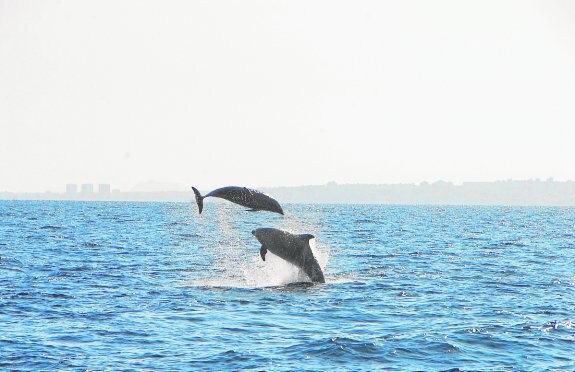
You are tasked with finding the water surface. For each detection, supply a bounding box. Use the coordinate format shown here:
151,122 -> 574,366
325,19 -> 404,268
1,201 -> 574,370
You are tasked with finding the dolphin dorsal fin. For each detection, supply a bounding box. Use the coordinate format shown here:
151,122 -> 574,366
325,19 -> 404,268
297,234 -> 315,243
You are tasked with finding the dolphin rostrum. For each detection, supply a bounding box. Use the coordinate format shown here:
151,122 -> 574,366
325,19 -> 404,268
191,186 -> 284,215
251,228 -> 325,283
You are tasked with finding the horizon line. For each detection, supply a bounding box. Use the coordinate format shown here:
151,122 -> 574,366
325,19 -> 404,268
2,177 -> 574,194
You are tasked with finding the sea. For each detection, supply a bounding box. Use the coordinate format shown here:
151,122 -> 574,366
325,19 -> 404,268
1,200 -> 574,371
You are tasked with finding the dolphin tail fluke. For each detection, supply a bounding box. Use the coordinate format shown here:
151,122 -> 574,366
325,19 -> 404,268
191,186 -> 204,214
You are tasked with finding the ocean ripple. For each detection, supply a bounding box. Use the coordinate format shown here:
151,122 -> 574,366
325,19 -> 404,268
1,201 -> 574,370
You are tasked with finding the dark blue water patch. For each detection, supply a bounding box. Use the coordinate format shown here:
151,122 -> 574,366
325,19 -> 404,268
39,225 -> 63,230
164,221 -> 190,227
189,350 -> 274,370
82,242 -> 100,247
489,240 -> 529,249
282,336 -> 391,365
175,232 -> 202,239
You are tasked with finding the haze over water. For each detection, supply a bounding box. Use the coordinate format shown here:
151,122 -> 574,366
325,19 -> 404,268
1,200 -> 574,370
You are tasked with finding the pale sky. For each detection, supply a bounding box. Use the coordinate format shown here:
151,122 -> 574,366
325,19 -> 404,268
1,0 -> 574,193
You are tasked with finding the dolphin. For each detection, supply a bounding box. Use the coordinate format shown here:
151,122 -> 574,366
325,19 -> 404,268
191,186 -> 284,215
251,228 -> 325,283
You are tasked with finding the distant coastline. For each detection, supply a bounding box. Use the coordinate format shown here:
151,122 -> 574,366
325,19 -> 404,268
2,179 -> 575,206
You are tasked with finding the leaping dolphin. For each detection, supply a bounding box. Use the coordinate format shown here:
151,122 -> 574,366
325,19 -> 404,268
252,228 -> 325,283
191,186 -> 284,215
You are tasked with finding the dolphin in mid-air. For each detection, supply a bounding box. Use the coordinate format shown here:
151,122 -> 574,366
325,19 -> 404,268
191,186 -> 284,215
252,228 -> 325,283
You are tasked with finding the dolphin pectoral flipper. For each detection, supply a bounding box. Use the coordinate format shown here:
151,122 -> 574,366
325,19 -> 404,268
246,208 -> 259,212
260,245 -> 268,261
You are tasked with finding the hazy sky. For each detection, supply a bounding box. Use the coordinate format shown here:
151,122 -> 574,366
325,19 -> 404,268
1,0 -> 574,192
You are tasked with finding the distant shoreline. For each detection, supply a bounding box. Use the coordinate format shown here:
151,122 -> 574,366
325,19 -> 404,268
2,179 -> 575,206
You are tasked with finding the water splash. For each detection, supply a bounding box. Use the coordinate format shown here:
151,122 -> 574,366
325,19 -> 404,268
189,240 -> 331,288
241,238 -> 330,287
188,204 -> 331,288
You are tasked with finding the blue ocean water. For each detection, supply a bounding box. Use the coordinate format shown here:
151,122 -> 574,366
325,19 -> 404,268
1,200 -> 574,370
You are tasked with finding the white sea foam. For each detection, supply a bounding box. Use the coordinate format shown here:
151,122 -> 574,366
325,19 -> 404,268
188,240 -> 331,288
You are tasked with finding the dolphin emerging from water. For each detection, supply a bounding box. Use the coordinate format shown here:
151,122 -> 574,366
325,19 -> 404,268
191,186 -> 284,215
252,228 -> 325,283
